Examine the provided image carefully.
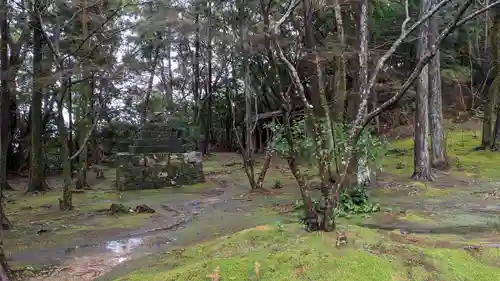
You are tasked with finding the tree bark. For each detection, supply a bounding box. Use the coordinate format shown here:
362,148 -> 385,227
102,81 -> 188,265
76,2 -> 91,190
193,7 -> 201,125
27,1 -> 50,193
57,75 -> 73,211
0,0 -> 12,233
301,0 -> 324,117
354,0 -> 371,187
0,0 -> 13,193
332,0 -> 347,122
202,0 -> 213,155
0,212 -> 9,280
413,0 -> 433,180
489,7 -> 500,150
428,0 -> 448,168
281,90 -> 320,231
482,7 -> 499,149
241,0 -> 256,188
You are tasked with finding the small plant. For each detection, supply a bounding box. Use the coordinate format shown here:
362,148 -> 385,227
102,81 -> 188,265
335,185 -> 380,218
293,186 -> 380,226
275,220 -> 285,232
272,179 -> 283,189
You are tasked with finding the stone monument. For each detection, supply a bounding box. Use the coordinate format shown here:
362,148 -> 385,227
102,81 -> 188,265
115,114 -> 204,190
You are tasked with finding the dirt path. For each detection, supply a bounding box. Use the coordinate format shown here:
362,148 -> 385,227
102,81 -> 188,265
18,176 -> 285,280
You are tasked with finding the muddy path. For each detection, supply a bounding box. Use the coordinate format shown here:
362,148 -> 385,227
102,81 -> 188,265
17,176 -> 288,281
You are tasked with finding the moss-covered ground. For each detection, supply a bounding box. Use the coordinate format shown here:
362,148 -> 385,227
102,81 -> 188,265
107,126 -> 500,281
10,126 -> 500,280
381,128 -> 500,180
115,222 -> 500,281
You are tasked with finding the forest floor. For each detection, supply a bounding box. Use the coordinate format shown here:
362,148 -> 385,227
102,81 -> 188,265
5,120 -> 500,280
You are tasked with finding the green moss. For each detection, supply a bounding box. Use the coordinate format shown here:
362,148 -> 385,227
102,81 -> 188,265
408,266 -> 434,281
382,130 -> 500,180
468,247 -> 500,267
3,187 -> 171,255
399,213 -> 437,225
187,180 -> 218,189
422,248 -> 500,280
112,220 -> 500,281
408,181 -> 456,197
126,251 -> 405,281
118,224 -> 408,281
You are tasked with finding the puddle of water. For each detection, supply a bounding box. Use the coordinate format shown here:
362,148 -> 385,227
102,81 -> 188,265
106,238 -> 144,255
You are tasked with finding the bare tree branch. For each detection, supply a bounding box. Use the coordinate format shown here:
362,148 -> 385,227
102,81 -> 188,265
357,0 -> 496,137
270,0 -> 301,33
458,0 -> 500,25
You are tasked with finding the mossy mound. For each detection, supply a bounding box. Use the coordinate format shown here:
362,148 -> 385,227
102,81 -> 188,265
117,224 -> 406,281
114,223 -> 500,281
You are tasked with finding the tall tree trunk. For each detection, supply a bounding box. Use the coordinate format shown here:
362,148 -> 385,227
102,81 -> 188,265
58,74 -> 73,211
354,0 -> 371,187
68,70 -> 73,168
490,7 -> 500,150
281,90 -> 320,231
202,0 -> 213,155
332,0 -> 347,122
492,104 -> 500,148
76,3 -> 91,190
143,46 -> 160,122
413,0 -> 433,180
193,8 -> 201,125
302,0 -> 324,117
164,28 -> 173,109
428,0 -> 448,168
0,0 -> 13,193
0,0 -> 13,233
241,1 -> 256,188
482,7 -> 499,149
0,208 -> 9,279
27,1 -> 50,193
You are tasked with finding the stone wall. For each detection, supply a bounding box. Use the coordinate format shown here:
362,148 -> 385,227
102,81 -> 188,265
115,152 -> 205,190
114,121 -> 205,190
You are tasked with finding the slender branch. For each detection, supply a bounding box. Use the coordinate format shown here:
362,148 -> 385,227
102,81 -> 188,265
270,0 -> 301,33
61,0 -> 103,30
457,0 -> 500,25
64,6 -> 124,60
358,0 -> 491,136
356,0 -> 453,127
68,116 -> 99,161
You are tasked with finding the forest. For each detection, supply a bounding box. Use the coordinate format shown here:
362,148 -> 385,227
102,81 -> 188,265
1,0 -> 500,280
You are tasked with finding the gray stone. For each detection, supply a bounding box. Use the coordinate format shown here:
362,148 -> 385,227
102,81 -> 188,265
115,119 -> 204,191
183,151 -> 203,165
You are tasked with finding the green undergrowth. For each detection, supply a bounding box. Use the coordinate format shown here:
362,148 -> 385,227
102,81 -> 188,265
382,129 -> 500,180
115,223 -> 500,281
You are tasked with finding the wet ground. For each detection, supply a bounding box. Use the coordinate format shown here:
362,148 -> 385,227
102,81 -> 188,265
6,152 -> 500,280
9,173 -> 290,280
